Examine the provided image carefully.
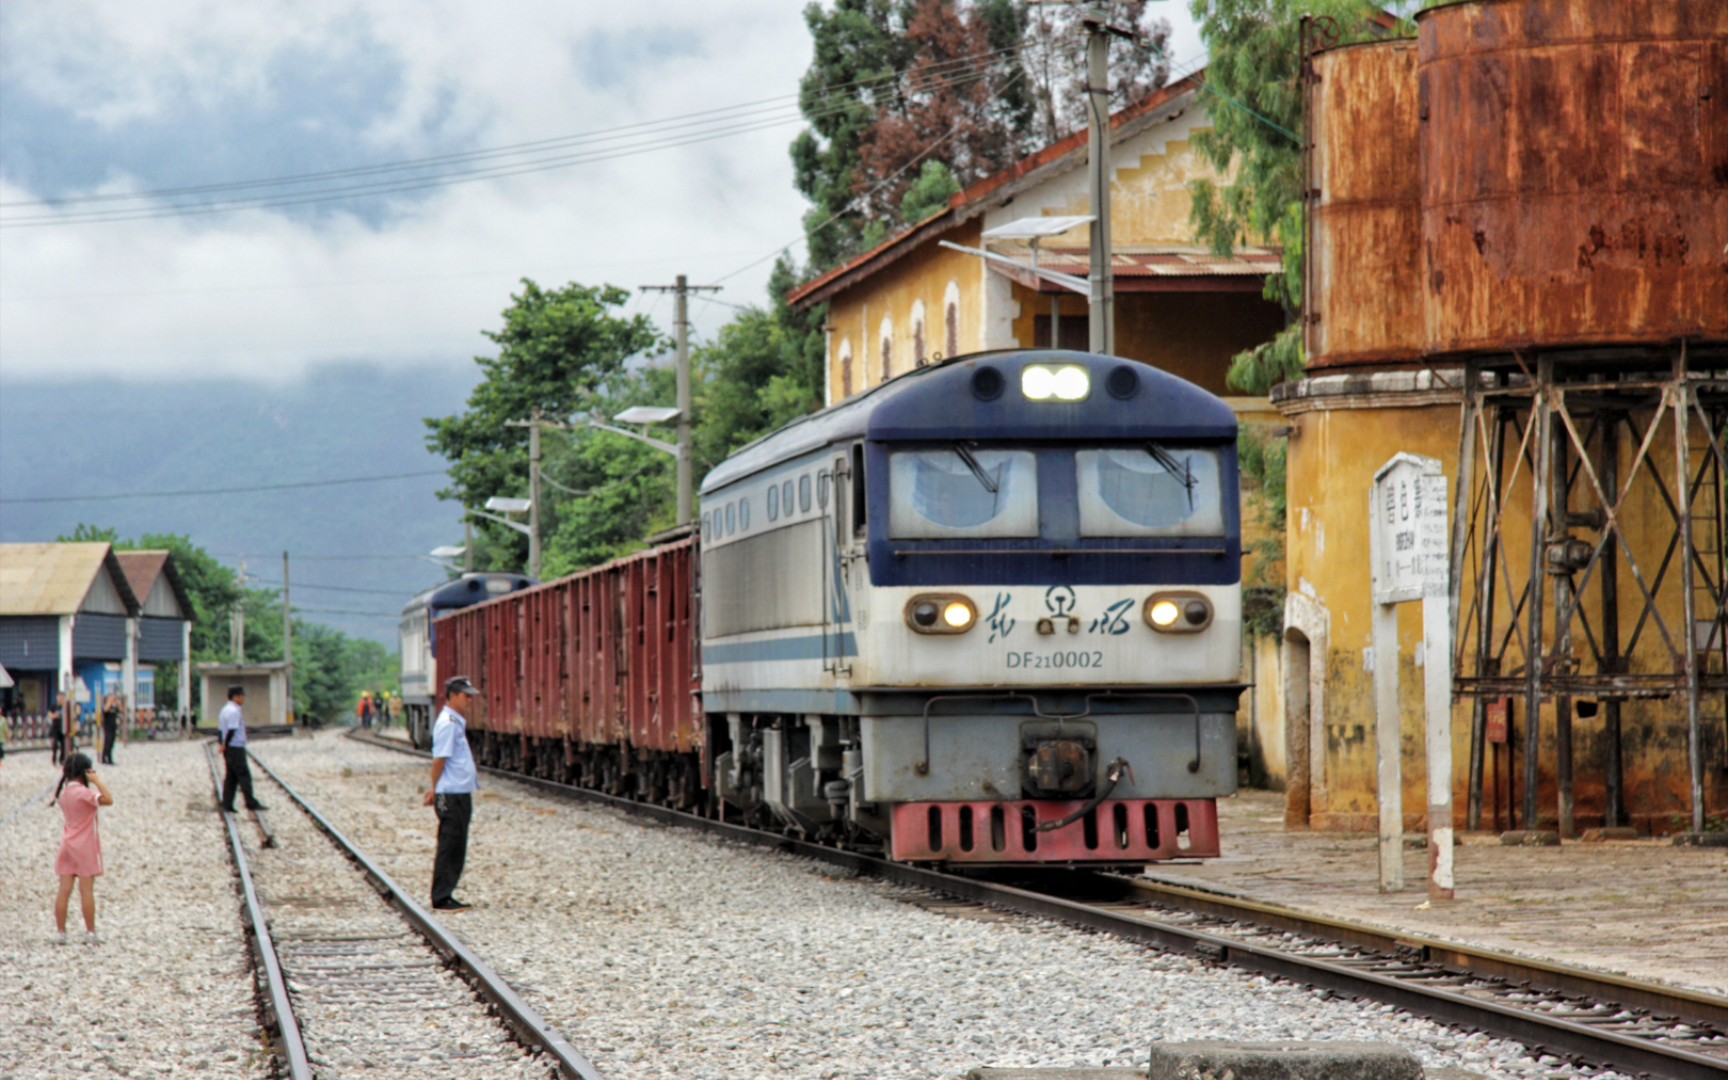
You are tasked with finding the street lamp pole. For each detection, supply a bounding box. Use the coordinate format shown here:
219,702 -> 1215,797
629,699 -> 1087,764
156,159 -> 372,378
528,410 -> 542,579
1084,4 -> 1115,355
641,274 -> 720,524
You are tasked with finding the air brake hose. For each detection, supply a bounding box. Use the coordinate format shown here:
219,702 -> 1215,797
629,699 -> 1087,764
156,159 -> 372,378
1034,757 -> 1132,833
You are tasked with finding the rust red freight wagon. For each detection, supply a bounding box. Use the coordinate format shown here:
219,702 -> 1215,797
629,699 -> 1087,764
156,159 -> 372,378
432,538 -> 703,806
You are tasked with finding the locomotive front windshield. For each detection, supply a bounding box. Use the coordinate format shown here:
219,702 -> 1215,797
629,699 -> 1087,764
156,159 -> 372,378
1076,447 -> 1224,537
889,448 -> 1039,538
888,445 -> 1227,541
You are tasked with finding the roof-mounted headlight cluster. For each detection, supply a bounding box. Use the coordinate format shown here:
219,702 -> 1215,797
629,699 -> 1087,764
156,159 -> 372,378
906,594 -> 977,634
1020,363 -> 1090,402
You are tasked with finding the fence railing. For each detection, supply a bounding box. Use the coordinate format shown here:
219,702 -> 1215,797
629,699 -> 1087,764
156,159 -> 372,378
3,710 -> 196,750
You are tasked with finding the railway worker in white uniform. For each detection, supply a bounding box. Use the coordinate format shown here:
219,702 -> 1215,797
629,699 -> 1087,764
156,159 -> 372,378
423,676 -> 479,911
217,686 -> 266,812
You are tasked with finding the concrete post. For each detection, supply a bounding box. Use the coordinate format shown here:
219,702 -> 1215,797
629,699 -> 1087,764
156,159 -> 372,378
1085,9 -> 1114,355
675,274 -> 693,526
180,622 -> 192,724
528,416 -> 542,579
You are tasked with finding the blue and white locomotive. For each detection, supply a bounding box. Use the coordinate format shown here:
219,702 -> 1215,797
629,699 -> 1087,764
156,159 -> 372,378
699,349 -> 1243,865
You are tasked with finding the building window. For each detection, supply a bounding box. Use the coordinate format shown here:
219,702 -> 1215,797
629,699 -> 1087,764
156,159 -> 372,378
944,281 -> 961,358
879,315 -> 894,385
911,300 -> 927,367
839,338 -> 853,398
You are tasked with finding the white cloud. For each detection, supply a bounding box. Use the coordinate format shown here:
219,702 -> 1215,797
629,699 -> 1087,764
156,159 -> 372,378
0,1 -> 1205,383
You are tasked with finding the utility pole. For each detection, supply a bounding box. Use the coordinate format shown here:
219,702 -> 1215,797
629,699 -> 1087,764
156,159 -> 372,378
640,274 -> 720,524
529,411 -> 543,579
282,551 -> 294,726
1084,4 -> 1115,355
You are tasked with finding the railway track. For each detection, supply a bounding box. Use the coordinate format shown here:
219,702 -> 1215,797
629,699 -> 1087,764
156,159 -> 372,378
202,742 -> 608,1080
352,729 -> 1728,1078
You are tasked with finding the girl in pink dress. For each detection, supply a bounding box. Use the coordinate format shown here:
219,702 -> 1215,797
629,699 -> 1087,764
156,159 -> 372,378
52,752 -> 113,944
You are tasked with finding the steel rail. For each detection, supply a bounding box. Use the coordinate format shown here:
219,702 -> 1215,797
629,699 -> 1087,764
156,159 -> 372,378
202,744 -> 313,1080
351,731 -> 1728,1079
1126,876 -> 1728,1031
246,748 -> 609,1080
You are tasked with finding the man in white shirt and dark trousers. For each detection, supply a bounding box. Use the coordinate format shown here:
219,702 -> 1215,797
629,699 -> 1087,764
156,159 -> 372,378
217,686 -> 267,812
424,676 -> 479,911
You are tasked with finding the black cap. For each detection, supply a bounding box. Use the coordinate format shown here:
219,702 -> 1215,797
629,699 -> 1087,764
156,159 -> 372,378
227,685 -> 246,699
444,676 -> 479,697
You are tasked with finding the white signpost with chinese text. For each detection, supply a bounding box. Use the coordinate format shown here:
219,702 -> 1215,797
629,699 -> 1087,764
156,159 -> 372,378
1369,454 -> 1455,899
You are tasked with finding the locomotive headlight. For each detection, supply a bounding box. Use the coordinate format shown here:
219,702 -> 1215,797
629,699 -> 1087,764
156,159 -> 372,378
906,594 -> 977,634
1145,592 -> 1213,633
1021,363 -> 1090,402
1148,599 -> 1181,628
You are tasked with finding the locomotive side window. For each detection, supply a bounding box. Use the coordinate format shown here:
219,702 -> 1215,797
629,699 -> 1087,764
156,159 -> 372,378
817,470 -> 830,509
800,474 -> 813,512
782,480 -> 795,517
851,444 -> 868,537
726,502 -> 736,535
740,497 -> 751,531
888,448 -> 1039,539
1076,447 -> 1225,537
767,484 -> 780,521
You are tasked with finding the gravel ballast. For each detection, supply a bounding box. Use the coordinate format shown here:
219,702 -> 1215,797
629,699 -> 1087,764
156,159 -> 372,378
0,741 -> 270,1078
251,732 -> 1631,1080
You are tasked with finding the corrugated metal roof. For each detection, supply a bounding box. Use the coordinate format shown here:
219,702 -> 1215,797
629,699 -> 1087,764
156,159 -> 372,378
116,551 -> 167,601
992,244 -> 1282,278
115,550 -> 194,621
0,543 -> 140,617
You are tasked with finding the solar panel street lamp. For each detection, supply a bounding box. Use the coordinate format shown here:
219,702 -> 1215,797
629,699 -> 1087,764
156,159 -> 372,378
981,215 -> 1095,349
473,496 -> 536,577
582,405 -> 691,527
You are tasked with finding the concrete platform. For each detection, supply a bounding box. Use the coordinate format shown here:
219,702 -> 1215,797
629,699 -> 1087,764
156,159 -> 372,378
1143,790 -> 1728,995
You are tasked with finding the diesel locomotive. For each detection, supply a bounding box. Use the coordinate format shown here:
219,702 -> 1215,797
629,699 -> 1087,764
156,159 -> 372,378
414,349 -> 1245,868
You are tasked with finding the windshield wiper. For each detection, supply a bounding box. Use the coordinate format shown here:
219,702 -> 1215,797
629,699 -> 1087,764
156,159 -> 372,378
1146,441 -> 1196,508
953,442 -> 1000,494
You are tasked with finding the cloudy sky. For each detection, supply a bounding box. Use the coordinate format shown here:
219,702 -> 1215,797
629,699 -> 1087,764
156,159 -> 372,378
1,1 -> 1207,385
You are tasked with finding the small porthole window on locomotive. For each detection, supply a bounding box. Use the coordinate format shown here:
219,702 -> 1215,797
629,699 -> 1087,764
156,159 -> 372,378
800,474 -> 812,512
726,503 -> 736,535
740,498 -> 750,530
767,484 -> 780,521
783,480 -> 795,516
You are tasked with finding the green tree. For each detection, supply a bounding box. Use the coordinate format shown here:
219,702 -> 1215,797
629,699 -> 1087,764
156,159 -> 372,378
1188,0 -> 1400,396
791,0 -> 909,270
899,159 -> 961,224
425,279 -> 664,573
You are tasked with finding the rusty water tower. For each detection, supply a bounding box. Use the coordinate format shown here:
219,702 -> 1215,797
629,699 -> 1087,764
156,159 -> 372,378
1304,0 -> 1728,836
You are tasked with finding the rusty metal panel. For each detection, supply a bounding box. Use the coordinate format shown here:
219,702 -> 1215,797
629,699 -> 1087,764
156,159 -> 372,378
434,604 -> 488,730
1417,0 -> 1728,356
1306,40 -> 1424,369
620,539 -> 700,756
520,584 -> 565,743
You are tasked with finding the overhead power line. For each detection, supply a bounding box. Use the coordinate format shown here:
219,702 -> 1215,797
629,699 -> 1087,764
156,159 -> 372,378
0,468 -> 447,504
253,578 -> 407,597
1,48 -> 1021,229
